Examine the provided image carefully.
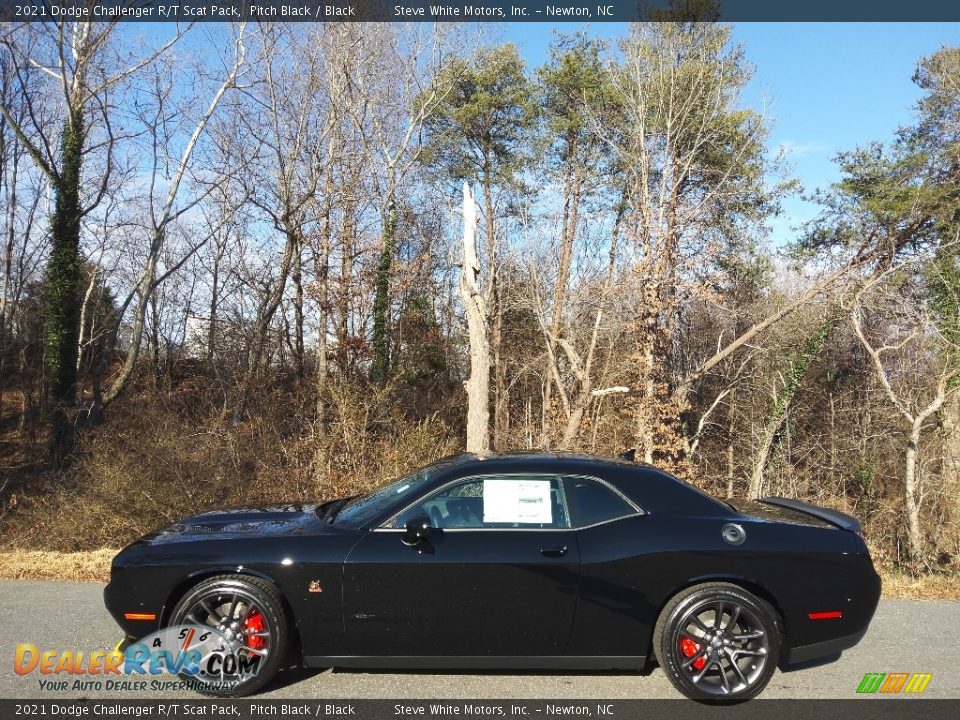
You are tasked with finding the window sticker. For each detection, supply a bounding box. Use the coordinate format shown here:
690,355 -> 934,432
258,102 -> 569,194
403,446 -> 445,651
482,479 -> 552,524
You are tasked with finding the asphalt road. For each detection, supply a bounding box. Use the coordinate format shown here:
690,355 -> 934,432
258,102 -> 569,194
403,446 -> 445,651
0,580 -> 957,700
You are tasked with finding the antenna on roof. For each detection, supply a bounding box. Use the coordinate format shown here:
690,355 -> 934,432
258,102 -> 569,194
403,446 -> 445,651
620,448 -> 637,462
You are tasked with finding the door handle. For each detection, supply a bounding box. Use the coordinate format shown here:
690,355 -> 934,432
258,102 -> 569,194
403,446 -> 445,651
540,546 -> 568,558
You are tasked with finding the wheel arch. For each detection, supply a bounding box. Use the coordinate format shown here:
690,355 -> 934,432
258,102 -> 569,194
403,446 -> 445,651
650,575 -> 789,658
160,567 -> 304,659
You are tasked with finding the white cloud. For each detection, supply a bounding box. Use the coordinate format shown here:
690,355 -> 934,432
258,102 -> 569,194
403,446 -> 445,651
777,140 -> 831,159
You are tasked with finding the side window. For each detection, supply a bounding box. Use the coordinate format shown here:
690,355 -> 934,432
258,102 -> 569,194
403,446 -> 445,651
392,475 -> 571,529
565,477 -> 638,528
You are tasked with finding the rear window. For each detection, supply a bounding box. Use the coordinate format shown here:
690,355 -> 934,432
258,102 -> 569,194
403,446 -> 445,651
566,477 -> 639,528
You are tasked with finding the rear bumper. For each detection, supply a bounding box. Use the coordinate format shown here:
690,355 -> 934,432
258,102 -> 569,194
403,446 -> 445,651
785,628 -> 868,664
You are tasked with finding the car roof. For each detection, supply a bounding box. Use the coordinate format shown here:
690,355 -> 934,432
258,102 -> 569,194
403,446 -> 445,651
432,451 -> 646,469
422,452 -> 730,517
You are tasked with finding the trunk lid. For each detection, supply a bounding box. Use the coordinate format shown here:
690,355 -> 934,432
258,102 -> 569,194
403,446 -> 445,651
729,497 -> 861,533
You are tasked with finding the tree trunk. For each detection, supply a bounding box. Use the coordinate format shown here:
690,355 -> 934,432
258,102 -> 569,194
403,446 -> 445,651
481,167 -> 504,448
208,236 -> 224,363
75,266 -> 99,375
940,393 -> 960,556
314,198 -> 332,425
292,236 -> 305,384
556,194 -> 621,451
749,315 -> 837,498
336,195 -> 356,376
543,158 -> 582,446
102,251 -> 158,409
748,422 -> 777,500
0,140 -> 18,404
904,425 -> 924,564
726,447 -> 735,498
247,227 -> 297,376
628,277 -> 684,468
43,105 -> 85,457
460,183 -> 489,453
149,291 -> 161,384
370,195 -> 396,384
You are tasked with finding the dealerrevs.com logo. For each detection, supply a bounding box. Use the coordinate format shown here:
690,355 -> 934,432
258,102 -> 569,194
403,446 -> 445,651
14,624 -> 261,693
856,673 -> 933,695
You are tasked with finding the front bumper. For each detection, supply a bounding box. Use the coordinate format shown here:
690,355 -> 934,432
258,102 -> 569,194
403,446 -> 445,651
103,576 -> 164,638
113,635 -> 134,655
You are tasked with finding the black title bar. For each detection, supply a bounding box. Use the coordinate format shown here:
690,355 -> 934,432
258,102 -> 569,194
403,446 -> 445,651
1,700 -> 959,720
1,0 -> 960,22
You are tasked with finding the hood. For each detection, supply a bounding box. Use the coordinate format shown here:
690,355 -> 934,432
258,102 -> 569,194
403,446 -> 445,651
136,503 -> 322,545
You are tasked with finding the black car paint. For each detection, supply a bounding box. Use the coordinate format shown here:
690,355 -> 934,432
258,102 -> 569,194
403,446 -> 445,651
104,453 -> 880,669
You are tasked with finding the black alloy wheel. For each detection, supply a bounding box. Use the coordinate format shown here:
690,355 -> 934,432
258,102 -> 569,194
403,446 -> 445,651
169,574 -> 289,697
654,582 -> 781,701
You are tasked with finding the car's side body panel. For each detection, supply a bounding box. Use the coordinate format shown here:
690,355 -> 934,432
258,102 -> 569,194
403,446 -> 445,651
564,512 -> 879,660
565,515 -> 652,656
342,528 -> 581,656
105,527 -> 364,656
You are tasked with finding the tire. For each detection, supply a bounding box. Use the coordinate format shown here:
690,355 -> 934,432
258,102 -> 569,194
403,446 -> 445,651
169,574 -> 289,697
653,582 -> 781,701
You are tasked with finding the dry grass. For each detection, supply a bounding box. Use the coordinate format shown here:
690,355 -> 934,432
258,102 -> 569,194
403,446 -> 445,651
0,549 -> 958,601
880,571 -> 960,600
0,549 -> 116,582
0,381 -> 461,553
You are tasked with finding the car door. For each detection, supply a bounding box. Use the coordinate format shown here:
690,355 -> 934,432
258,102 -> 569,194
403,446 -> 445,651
342,473 -> 580,657
562,475 -> 650,657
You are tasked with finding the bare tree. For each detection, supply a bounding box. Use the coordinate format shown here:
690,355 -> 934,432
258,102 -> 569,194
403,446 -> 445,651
748,312 -> 840,498
339,24 -> 452,385
460,183 -> 489,452
94,25 -> 248,411
531,200 -> 626,450
851,268 -> 959,563
603,23 -> 778,467
231,26 -> 331,393
0,20 -> 186,452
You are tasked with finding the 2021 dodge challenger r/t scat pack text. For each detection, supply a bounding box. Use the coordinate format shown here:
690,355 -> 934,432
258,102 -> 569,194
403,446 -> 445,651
104,452 -> 880,700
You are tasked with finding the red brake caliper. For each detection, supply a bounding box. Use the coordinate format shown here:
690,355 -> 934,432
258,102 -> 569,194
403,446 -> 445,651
243,609 -> 266,650
680,636 -> 706,670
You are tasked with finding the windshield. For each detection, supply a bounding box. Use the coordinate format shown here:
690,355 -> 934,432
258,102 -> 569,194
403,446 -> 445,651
331,469 -> 435,527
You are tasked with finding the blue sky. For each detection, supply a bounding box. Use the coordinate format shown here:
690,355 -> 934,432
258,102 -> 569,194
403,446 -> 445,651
503,22 -> 959,244
141,21 -> 957,246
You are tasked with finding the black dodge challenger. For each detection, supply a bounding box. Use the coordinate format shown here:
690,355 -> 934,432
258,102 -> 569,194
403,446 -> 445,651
105,452 -> 880,700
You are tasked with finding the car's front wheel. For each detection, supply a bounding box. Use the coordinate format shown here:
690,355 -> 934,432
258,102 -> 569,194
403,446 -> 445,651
169,574 -> 289,697
653,582 -> 781,701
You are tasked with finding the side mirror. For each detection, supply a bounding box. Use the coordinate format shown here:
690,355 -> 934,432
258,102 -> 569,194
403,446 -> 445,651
401,515 -> 432,547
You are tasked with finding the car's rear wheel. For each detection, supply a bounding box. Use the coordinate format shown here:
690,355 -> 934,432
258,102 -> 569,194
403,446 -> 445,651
653,582 -> 781,701
169,574 -> 288,697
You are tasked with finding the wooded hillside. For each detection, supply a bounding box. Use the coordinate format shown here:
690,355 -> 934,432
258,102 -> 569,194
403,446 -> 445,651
1,22 -> 958,574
